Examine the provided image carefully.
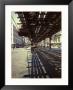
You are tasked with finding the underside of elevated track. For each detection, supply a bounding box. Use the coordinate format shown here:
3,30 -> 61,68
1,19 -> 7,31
12,12 -> 61,78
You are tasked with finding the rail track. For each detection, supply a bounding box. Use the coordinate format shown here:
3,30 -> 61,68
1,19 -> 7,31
24,48 -> 61,78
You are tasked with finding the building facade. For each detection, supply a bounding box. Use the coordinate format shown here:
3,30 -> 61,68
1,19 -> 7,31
11,12 -> 24,48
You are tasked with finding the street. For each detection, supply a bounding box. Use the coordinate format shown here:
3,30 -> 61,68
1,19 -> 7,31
11,48 -> 32,78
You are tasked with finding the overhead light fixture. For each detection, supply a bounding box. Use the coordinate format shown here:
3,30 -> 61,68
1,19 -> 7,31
44,14 -> 46,18
49,23 -> 53,25
38,14 -> 40,18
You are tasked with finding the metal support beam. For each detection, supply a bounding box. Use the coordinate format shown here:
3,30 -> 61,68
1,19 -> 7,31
43,40 -> 45,47
49,37 -> 51,49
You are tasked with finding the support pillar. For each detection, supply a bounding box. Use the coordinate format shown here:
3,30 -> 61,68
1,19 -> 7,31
44,39 -> 45,47
49,37 -> 51,49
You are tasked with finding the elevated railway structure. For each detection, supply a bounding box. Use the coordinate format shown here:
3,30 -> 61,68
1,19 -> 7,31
15,12 -> 61,78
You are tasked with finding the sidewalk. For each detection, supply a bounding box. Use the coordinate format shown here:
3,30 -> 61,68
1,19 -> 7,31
11,48 -> 32,78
